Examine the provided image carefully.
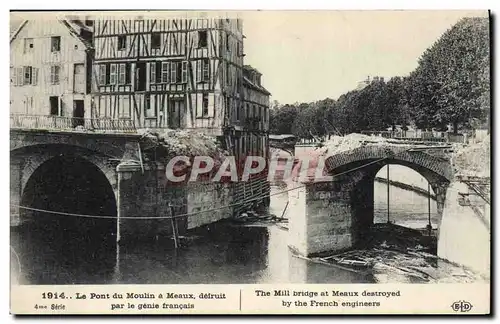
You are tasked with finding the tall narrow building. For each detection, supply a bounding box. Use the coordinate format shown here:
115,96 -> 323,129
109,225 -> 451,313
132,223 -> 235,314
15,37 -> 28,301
10,19 -> 94,121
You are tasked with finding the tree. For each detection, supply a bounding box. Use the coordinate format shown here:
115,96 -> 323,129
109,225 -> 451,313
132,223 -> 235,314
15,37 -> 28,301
406,17 -> 490,133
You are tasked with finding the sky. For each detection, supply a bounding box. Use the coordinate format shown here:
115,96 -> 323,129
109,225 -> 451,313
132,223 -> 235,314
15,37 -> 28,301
241,10 -> 489,104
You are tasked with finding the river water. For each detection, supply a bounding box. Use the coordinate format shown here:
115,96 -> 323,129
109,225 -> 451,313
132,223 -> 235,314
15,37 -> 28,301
10,166 -> 482,285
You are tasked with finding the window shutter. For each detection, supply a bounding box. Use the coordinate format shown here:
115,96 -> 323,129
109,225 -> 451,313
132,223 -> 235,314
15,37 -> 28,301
99,64 -> 106,85
170,62 -> 177,84
32,68 -> 38,85
10,68 -> 17,86
150,62 -> 156,84
192,31 -> 198,48
196,60 -> 202,82
119,64 -> 126,84
110,64 -> 117,84
181,61 -> 188,83
196,93 -> 203,118
161,62 -> 170,83
208,93 -> 215,117
17,68 -> 23,86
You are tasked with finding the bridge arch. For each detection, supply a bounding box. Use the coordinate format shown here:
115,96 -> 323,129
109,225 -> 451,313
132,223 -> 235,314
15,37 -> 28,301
11,144 -> 118,234
288,145 -> 453,257
324,146 -> 453,183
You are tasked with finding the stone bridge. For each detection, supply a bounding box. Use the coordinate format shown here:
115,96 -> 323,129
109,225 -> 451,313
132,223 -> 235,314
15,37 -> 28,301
288,142 -> 453,257
10,129 -> 234,244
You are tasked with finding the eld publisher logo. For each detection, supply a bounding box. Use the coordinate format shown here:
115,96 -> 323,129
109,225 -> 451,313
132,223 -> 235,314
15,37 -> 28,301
451,301 -> 473,312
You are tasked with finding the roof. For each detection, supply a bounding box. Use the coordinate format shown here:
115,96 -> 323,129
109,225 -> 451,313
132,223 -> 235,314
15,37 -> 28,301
10,19 -> 93,49
243,65 -> 262,75
243,76 -> 271,96
9,20 -> 28,43
61,20 -> 93,49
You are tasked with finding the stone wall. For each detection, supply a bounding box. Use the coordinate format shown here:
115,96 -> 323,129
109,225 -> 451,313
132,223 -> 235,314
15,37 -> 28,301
116,163 -> 237,243
116,163 -> 178,243
187,182 -> 233,229
305,181 -> 353,255
288,173 -> 368,257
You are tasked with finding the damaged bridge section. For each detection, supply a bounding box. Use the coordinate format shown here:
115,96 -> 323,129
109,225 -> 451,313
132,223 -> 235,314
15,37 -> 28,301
288,134 -> 453,257
10,128 -> 270,245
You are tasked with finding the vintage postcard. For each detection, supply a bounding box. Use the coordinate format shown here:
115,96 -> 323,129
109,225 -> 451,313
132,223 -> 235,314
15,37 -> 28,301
9,10 -> 491,315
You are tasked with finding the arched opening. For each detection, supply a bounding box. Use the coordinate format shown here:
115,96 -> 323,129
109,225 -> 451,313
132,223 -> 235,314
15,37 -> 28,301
374,164 -> 438,229
16,154 -> 117,283
370,164 -> 439,254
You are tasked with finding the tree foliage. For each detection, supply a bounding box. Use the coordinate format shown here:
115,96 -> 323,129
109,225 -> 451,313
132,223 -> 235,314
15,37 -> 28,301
269,17 -> 490,137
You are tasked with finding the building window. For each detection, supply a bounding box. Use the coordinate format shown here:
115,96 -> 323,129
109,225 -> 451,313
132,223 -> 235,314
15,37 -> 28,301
150,62 -> 163,84
135,62 -> 146,91
151,33 -> 161,49
49,96 -> 59,115
84,20 -> 94,27
226,62 -> 230,85
24,38 -> 34,53
118,63 -> 127,84
110,64 -> 117,84
51,36 -> 61,52
117,35 -> 126,51
176,62 -> 182,83
99,64 -> 107,85
144,94 -> 153,117
23,66 -> 32,85
198,30 -> 207,48
202,93 -> 209,117
181,61 -> 188,83
226,34 -> 230,52
202,59 -> 209,82
125,63 -> 131,84
50,65 -> 60,84
197,59 -> 210,83
161,62 -> 170,83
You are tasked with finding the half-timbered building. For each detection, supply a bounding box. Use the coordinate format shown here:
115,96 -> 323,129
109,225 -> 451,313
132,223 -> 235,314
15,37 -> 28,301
92,16 -> 270,211
10,19 -> 94,123
92,17 -> 245,133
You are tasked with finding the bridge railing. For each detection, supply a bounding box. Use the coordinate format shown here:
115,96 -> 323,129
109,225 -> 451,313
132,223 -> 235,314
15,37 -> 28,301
10,114 -> 136,133
361,130 -> 453,143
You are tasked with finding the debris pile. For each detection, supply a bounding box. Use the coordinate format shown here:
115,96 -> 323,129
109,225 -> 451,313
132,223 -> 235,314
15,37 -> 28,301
234,207 -> 288,225
316,133 -> 411,156
302,223 -> 486,283
452,135 -> 490,178
139,128 -> 228,164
